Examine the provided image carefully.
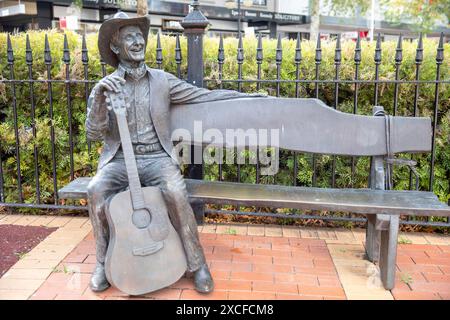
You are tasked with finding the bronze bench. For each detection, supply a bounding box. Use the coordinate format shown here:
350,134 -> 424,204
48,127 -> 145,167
58,98 -> 450,290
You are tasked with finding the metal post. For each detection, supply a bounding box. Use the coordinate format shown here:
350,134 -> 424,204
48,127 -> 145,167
181,0 -> 209,225
237,0 -> 241,36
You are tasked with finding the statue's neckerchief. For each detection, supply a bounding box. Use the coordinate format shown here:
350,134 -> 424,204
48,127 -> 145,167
118,62 -> 147,81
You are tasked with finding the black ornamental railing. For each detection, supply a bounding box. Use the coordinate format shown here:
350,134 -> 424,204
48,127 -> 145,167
0,6 -> 449,229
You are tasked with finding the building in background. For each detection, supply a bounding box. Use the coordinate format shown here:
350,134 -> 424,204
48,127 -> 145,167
0,0 -> 448,40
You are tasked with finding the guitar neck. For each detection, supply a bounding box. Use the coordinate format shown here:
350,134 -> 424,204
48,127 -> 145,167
115,113 -> 146,210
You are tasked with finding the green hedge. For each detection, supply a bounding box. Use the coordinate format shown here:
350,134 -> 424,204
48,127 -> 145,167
0,31 -> 449,220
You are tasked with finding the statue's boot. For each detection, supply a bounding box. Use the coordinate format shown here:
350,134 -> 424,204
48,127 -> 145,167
194,263 -> 214,293
89,262 -> 110,292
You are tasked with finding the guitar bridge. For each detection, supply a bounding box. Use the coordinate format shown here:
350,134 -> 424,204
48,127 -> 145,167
132,241 -> 164,256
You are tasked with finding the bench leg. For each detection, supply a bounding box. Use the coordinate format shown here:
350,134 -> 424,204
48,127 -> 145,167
365,215 -> 380,262
379,215 -> 399,290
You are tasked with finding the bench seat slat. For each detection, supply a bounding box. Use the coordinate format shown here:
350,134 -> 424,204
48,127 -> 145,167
58,177 -> 450,217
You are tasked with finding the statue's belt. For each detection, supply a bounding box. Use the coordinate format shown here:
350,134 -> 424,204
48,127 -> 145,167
125,143 -> 163,154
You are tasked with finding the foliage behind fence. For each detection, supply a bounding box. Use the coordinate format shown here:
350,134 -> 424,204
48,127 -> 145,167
0,30 -> 449,226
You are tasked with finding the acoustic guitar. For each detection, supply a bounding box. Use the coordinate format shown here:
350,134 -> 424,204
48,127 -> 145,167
103,76 -> 187,296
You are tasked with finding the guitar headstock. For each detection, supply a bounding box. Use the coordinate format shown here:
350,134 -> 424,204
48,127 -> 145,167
105,90 -> 128,116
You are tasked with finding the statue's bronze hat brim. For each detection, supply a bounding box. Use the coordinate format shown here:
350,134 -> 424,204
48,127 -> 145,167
98,12 -> 151,68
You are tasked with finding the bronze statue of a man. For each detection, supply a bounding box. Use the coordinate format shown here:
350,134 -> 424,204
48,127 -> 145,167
86,12 -> 261,294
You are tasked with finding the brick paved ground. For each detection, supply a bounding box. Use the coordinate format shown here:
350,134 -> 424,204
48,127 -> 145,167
0,214 -> 449,300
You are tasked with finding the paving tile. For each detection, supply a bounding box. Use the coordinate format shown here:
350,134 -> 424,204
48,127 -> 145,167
0,215 -> 24,225
228,291 -> 275,300
2,268 -> 53,280
247,225 -> 265,236
27,216 -> 57,227
0,279 -> 43,291
144,288 -> 182,300
180,289 -> 228,300
64,218 -> 89,229
281,226 -> 300,238
264,225 -> 283,237
201,224 -> 217,234
12,215 -> 40,226
0,289 -> 35,300
46,217 -> 72,228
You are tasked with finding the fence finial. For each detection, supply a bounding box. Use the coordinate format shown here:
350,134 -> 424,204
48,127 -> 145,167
82,35 -> 89,64
156,32 -> 163,67
354,33 -> 361,64
315,33 -> 322,64
175,34 -> 182,63
218,34 -> 225,64
395,34 -> 403,64
334,34 -> 341,64
7,34 -> 14,64
44,34 -> 52,65
237,33 -> 244,64
256,33 -> 263,63
63,34 -> 70,64
295,33 -> 302,64
436,32 -> 444,64
374,33 -> 382,64
415,33 -> 423,64
26,34 -> 33,65
276,34 -> 283,64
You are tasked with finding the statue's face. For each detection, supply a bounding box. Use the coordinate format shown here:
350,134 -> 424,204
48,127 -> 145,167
113,25 -> 145,64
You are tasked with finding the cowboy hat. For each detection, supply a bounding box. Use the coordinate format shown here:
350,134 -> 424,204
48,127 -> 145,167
98,12 -> 151,68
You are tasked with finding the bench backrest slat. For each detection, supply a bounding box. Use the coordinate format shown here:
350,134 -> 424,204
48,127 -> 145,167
170,98 -> 432,156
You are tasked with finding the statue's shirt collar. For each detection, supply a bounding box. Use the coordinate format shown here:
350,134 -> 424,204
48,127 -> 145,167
118,63 -> 148,81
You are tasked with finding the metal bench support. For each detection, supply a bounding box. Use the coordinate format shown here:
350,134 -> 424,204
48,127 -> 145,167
379,214 -> 400,290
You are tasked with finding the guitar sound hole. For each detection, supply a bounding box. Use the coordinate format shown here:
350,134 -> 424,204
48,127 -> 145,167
132,209 -> 151,229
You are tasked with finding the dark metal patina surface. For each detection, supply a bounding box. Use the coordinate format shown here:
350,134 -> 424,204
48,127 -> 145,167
59,177 -> 450,217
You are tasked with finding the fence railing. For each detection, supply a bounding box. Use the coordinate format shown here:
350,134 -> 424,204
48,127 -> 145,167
0,8 -> 449,228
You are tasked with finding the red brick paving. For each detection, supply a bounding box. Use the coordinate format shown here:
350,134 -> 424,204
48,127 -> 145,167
31,232 -> 345,300
28,231 -> 450,300
391,243 -> 450,300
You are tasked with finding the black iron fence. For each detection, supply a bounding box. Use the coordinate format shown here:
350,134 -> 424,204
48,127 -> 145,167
0,8 -> 449,228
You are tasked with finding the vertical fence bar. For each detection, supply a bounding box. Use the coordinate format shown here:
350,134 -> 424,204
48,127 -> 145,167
218,34 -> 224,182
293,33 -> 302,186
276,34 -> 282,97
430,33 -> 444,193
82,35 -> 91,160
26,34 -> 40,204
100,57 -> 107,77
236,33 -> 244,183
331,34 -> 341,188
256,33 -> 263,184
256,33 -> 263,92
175,34 -> 182,79
351,33 -> 361,187
393,34 -> 403,116
370,34 -> 382,190
45,34 -> 58,204
373,33 -> 381,106
392,35 -> 403,194
410,33 -> 423,190
7,35 -> 23,203
156,32 -> 163,69
63,35 -> 74,181
312,34 -> 321,187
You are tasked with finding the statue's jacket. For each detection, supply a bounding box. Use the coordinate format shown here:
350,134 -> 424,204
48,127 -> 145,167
86,66 -> 252,170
